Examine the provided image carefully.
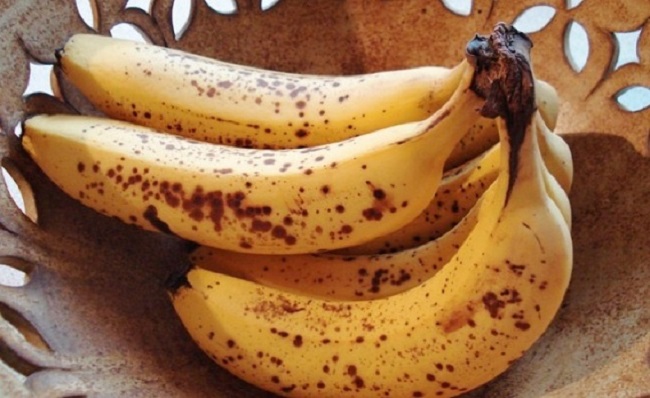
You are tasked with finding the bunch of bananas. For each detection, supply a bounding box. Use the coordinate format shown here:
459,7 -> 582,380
22,23 -> 573,398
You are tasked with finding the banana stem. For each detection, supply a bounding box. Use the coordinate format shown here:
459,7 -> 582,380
466,23 -> 536,203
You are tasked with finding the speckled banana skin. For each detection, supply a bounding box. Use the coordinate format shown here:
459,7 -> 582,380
188,190 -> 482,301
183,111 -> 573,301
57,34 -> 559,157
22,62 -> 487,255
169,115 -> 573,397
58,33 -> 461,149
341,111 -> 573,254
340,145 -> 501,255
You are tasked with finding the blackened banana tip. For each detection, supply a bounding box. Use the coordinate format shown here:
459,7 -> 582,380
466,22 -> 537,204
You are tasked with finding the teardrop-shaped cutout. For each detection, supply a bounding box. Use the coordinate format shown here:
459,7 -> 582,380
172,0 -> 195,40
0,302 -> 51,353
261,0 -> 281,11
0,265 -> 29,287
23,62 -> 55,98
512,5 -> 556,33
74,0 -> 99,31
1,157 -> 38,224
0,336 -> 43,376
205,0 -> 237,14
615,86 -> 650,112
565,0 -> 584,10
125,0 -> 154,14
0,302 -> 51,377
109,23 -> 153,43
13,123 -> 23,138
563,20 -> 590,73
611,29 -> 642,71
441,0 -> 472,16
0,256 -> 34,287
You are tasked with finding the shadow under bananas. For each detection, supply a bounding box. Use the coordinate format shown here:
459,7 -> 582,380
468,132 -> 650,397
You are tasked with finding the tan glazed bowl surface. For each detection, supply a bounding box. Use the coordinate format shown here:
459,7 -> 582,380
0,1 -> 648,396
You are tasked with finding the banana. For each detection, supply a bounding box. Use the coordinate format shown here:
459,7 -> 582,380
168,99 -> 572,398
57,33 -> 461,148
168,25 -> 573,397
535,79 -> 560,131
536,111 -> 573,193
22,60 -> 489,255
339,110 -> 572,255
184,110 -> 572,301
340,145 -> 500,254
56,33 -> 559,154
188,190 -> 483,301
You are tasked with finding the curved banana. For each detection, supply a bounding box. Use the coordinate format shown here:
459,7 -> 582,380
57,34 -> 559,152
544,158 -> 572,228
536,112 -> 573,193
341,145 -> 500,254
58,33 -> 460,148
535,79 -> 560,130
189,190 -> 483,301
340,110 -> 572,255
169,110 -> 573,398
168,25 -> 573,396
184,110 -> 573,301
22,61 -> 488,255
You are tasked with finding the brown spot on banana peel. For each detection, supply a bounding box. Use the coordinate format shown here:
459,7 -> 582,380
143,205 -> 174,235
467,22 -> 536,204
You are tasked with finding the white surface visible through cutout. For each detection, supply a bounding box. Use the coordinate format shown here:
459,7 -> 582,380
125,0 -> 153,13
0,263 -> 30,287
1,167 -> 26,216
23,62 -> 55,97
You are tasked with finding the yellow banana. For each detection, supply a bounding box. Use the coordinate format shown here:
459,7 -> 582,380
169,107 -> 572,398
22,61 -> 488,255
340,110 -> 572,255
340,145 -> 500,254
535,79 -> 560,131
189,190 -> 482,301
536,111 -> 573,193
57,33 -> 460,148
56,34 -> 559,155
184,110 -> 573,301
168,25 -> 573,396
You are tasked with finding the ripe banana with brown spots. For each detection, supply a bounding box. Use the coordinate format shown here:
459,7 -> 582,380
182,109 -> 573,301
167,25 -> 573,397
188,191 -> 482,301
168,82 -> 572,398
340,110 -> 573,255
22,60 -> 490,255
56,33 -> 559,167
57,33 -> 460,149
